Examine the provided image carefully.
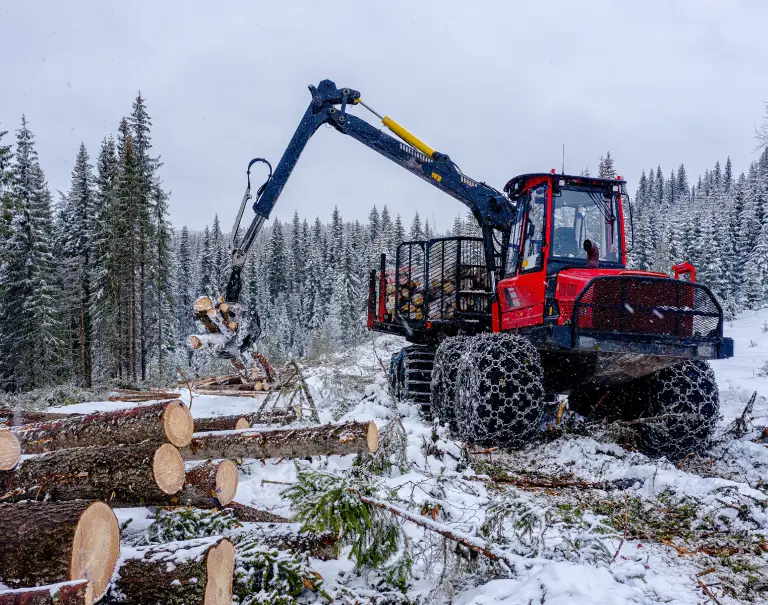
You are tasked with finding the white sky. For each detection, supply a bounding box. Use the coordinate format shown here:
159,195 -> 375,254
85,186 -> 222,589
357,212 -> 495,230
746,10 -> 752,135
2,0 -> 767,232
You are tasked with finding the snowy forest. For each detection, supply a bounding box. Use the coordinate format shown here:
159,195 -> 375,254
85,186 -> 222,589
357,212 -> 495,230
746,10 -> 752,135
2,95 -> 768,394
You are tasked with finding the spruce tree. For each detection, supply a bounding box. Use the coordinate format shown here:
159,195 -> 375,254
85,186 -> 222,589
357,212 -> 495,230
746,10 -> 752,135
176,226 -> 194,349
198,225 -> 214,295
60,143 -> 96,385
0,116 -> 62,390
409,211 -> 424,240
90,136 -> 119,379
267,219 -> 287,304
598,151 -> 616,179
211,214 -> 226,295
676,164 -> 689,202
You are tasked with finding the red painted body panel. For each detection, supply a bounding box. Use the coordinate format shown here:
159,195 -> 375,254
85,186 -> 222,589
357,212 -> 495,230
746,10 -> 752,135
495,172 -> 667,333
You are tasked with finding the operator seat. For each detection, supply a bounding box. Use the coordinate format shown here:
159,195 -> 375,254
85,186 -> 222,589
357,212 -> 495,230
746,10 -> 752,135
554,226 -> 577,257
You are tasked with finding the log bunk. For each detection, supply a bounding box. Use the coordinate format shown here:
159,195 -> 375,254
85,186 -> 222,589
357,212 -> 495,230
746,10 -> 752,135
0,388 -> 378,603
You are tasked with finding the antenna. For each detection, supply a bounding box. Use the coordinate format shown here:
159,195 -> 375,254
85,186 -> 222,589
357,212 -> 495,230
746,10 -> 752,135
562,144 -> 565,174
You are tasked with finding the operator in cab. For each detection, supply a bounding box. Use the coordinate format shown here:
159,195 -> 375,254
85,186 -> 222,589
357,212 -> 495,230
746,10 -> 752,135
584,239 -> 599,268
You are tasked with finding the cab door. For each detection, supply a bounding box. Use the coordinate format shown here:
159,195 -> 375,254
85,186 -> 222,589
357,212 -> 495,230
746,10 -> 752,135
498,179 -> 550,330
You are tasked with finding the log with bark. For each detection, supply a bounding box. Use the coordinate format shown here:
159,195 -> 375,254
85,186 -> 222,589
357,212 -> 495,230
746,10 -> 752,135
0,430 -> 20,471
223,501 -> 290,523
107,391 -> 181,402
179,460 -> 238,507
103,536 -> 234,605
192,415 -> 252,433
231,523 -> 338,560
0,580 -> 89,605
0,442 -> 186,505
0,500 -> 119,604
194,389 -> 269,397
11,401 -> 193,454
0,407 -> 79,426
192,410 -> 297,433
180,421 -> 379,461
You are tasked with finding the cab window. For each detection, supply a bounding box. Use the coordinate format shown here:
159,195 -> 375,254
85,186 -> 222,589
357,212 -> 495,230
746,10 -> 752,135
505,196 -> 526,276
520,183 -> 547,273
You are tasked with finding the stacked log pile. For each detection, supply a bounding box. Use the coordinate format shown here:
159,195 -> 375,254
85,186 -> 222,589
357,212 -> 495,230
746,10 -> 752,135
0,396 -> 378,603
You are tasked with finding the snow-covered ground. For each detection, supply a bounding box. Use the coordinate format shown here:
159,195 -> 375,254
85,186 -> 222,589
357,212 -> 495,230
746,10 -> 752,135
50,311 -> 768,604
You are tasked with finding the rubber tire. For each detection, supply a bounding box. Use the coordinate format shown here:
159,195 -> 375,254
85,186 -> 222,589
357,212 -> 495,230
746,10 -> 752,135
626,360 -> 720,460
431,336 -> 467,432
456,333 -> 546,448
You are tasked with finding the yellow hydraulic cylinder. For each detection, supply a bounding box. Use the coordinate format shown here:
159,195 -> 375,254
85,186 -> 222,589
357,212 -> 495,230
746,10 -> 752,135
381,116 -> 437,159
356,98 -> 438,159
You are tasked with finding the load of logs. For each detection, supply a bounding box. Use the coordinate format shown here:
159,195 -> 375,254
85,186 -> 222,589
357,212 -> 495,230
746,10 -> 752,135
0,397 -> 379,603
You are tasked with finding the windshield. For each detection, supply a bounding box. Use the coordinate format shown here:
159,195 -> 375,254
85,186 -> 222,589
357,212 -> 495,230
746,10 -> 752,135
551,187 -> 620,263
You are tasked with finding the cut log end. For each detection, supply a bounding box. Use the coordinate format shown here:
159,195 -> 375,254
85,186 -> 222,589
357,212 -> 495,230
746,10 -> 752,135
214,460 -> 238,506
235,417 -> 250,430
367,421 -> 379,453
204,539 -> 235,605
162,401 -> 194,447
70,501 -> 120,605
0,430 -> 20,471
153,444 -> 186,495
193,296 -> 215,314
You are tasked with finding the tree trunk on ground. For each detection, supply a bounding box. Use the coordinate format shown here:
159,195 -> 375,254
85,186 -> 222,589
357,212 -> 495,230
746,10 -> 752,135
193,410 -> 297,433
0,443 -> 185,505
0,408 -> 79,426
179,460 -> 238,507
233,523 -> 338,560
103,537 -> 234,605
193,415 -> 252,433
0,430 -> 20,471
223,501 -> 290,523
11,401 -> 193,454
0,580 -> 89,604
179,421 -> 378,461
0,501 -> 119,604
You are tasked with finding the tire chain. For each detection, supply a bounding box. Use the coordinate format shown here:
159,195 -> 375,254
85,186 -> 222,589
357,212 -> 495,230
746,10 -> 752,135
456,333 -> 546,448
631,360 -> 720,460
430,336 -> 467,432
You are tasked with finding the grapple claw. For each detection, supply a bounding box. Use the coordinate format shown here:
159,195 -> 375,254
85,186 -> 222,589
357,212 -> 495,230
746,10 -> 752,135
189,296 -> 261,360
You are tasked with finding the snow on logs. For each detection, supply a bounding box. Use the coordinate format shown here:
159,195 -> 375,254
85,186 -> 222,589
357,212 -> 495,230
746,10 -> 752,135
0,501 -> 120,604
104,536 -> 234,605
179,460 -> 239,508
10,400 -> 193,454
0,407 -> 78,426
193,415 -> 252,433
0,442 -> 185,505
0,580 -> 89,605
0,430 -> 20,471
180,420 -> 379,461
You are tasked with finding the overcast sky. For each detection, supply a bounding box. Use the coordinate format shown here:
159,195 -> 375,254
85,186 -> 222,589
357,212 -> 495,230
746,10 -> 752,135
2,1 -> 768,233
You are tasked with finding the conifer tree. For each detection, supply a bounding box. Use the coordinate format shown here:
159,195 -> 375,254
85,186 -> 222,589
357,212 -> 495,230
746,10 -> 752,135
59,143 -> 96,385
176,226 -> 194,346
90,136 -> 119,378
211,214 -> 226,294
676,164 -> 689,201
198,225 -> 214,295
0,116 -> 62,390
598,151 -> 616,179
409,211 -> 424,240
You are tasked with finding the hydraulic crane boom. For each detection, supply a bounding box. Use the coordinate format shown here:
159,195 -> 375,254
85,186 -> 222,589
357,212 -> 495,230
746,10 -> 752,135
226,79 -> 516,306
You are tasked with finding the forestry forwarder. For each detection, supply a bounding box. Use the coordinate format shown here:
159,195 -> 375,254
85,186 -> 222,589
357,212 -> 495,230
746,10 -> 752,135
213,79 -> 733,460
